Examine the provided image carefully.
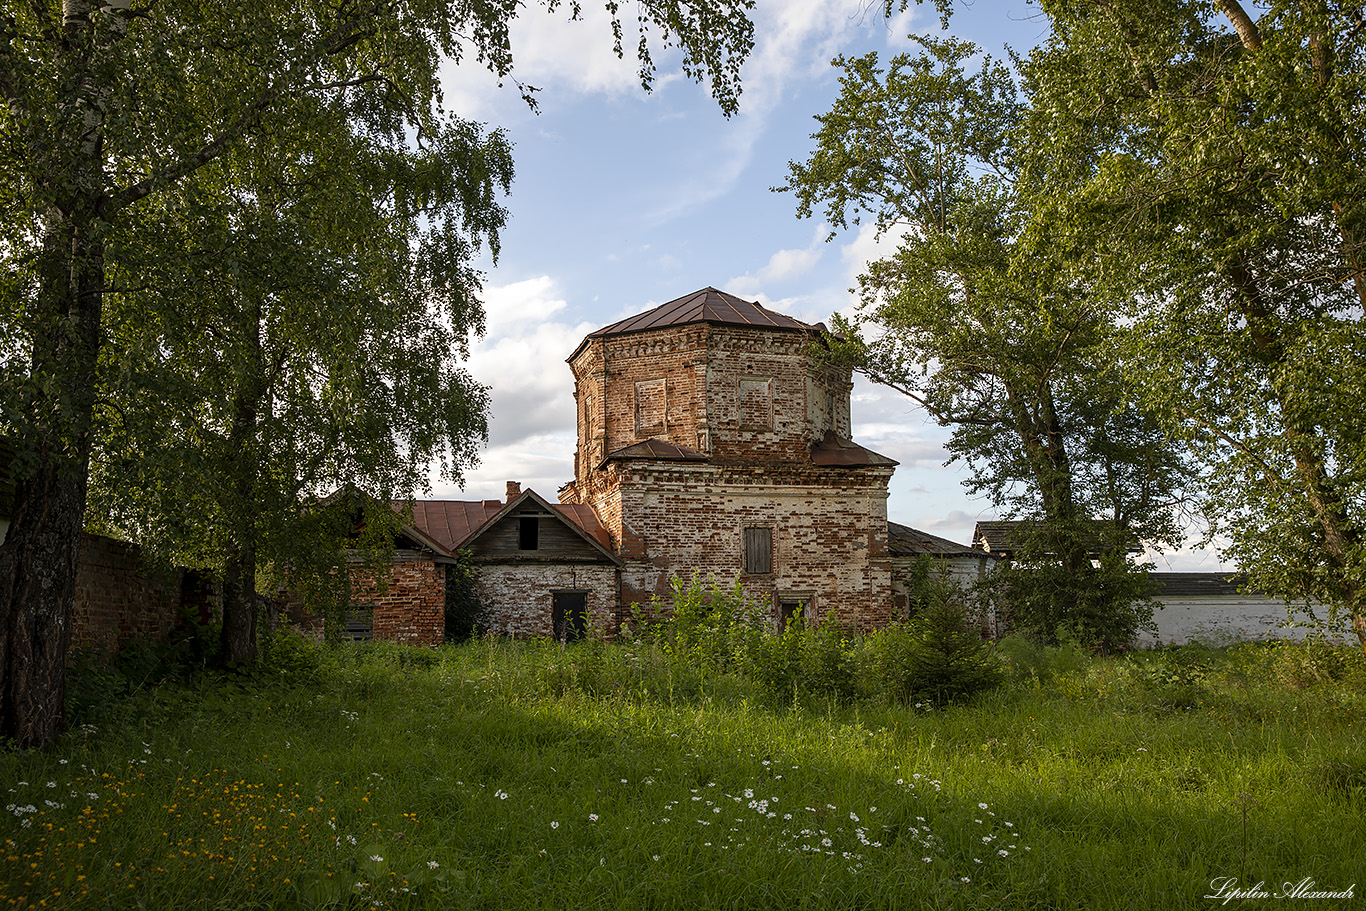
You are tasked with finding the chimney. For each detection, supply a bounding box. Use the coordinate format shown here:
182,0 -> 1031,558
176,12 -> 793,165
505,481 -> 521,503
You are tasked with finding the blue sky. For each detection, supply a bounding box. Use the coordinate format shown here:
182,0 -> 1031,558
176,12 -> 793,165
432,0 -> 1224,570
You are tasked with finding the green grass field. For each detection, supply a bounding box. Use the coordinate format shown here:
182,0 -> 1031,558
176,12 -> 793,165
2,634 -> 1363,909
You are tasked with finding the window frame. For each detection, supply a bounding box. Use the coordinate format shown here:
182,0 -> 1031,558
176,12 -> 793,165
742,525 -> 774,575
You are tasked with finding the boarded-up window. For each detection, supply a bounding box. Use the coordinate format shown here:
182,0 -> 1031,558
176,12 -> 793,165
345,608 -> 373,641
743,526 -> 773,574
635,379 -> 666,436
739,379 -> 773,429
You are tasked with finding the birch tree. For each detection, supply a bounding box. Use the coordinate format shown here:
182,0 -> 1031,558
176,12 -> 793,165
0,0 -> 754,748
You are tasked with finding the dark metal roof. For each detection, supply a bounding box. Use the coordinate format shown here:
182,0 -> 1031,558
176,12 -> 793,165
1150,572 -> 1251,597
604,438 -> 709,464
810,431 -> 898,468
887,522 -> 987,558
973,519 -> 1142,556
570,288 -> 818,360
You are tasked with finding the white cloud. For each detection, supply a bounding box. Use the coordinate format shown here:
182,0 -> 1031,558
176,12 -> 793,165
437,4 -> 663,122
444,276 -> 590,499
434,432 -> 578,502
726,223 -> 828,297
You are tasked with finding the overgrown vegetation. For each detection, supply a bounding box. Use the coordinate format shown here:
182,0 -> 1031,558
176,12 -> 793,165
624,574 -> 1002,706
4,628 -> 1362,910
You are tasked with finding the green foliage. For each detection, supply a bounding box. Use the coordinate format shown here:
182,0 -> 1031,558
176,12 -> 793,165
0,0 -> 757,745
993,635 -> 1088,686
630,574 -> 1001,707
988,554 -> 1158,653
780,34 -> 1190,651
861,606 -> 1003,707
10,633 -> 1366,910
749,615 -> 859,703
1021,0 -> 1366,647
443,550 -> 486,642
633,573 -> 769,675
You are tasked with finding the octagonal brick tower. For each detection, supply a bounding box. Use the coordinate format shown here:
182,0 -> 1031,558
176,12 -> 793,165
559,288 -> 898,630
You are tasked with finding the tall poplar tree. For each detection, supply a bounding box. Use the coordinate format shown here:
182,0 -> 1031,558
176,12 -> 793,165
1022,0 -> 1366,648
781,36 -> 1190,648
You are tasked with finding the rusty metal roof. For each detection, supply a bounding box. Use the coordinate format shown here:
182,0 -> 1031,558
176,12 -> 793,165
887,522 -> 989,559
570,288 -> 818,360
406,500 -> 503,551
810,431 -> 898,468
404,496 -> 615,555
552,503 -> 614,551
604,438 -> 709,465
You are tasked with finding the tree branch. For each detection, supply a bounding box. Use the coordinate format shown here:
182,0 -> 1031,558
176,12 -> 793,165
1216,0 -> 1262,52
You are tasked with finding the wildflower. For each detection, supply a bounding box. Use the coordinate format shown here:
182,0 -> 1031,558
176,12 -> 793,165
922,857 -> 932,863
589,814 -> 598,822
427,861 -> 439,869
370,855 -> 384,863
550,821 -> 559,829
652,855 -> 660,861
998,849 -> 1009,857
961,876 -> 971,883
978,803 -> 988,810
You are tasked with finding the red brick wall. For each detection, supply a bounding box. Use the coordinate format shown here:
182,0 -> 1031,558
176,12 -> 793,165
608,461 -> 895,631
349,555 -> 445,646
72,533 -> 187,650
562,318 -> 894,631
569,324 -> 853,468
475,564 -> 619,639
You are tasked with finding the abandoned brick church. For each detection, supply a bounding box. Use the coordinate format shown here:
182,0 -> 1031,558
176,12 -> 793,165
350,288 -> 987,644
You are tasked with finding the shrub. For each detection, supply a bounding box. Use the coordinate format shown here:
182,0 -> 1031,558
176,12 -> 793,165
987,552 -> 1156,653
750,615 -> 857,703
444,551 -> 486,642
860,595 -> 1003,705
634,573 -> 768,674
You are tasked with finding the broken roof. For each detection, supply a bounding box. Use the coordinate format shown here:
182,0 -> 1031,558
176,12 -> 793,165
810,431 -> 898,468
569,287 -> 820,361
887,522 -> 989,559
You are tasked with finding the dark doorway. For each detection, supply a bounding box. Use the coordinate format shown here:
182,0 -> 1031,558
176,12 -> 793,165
553,592 -> 588,643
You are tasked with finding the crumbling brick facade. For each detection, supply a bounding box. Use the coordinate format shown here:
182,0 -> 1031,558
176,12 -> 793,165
71,533 -> 206,651
475,564 -> 618,639
348,555 -> 446,646
561,289 -> 896,630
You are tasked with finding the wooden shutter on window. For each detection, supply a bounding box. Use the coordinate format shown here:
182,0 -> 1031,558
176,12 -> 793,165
743,526 -> 772,574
